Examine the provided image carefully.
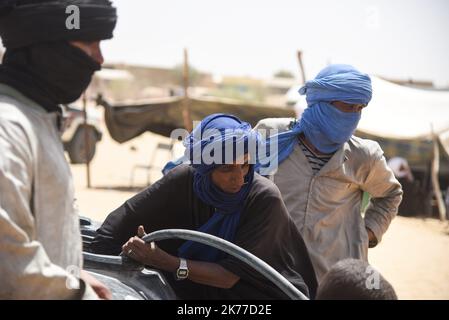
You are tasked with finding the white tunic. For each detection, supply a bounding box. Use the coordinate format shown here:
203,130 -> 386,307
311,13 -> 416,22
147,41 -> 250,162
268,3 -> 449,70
0,84 -> 96,299
256,118 -> 403,282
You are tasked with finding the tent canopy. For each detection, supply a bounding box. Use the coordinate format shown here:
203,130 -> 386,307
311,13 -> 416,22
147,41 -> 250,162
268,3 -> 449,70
359,76 -> 449,156
359,77 -> 449,137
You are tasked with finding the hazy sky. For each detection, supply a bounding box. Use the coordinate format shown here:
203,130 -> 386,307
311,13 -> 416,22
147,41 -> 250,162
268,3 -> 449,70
102,0 -> 449,86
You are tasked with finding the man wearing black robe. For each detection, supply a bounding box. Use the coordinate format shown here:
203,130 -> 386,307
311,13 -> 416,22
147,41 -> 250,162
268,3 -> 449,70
91,164 -> 318,300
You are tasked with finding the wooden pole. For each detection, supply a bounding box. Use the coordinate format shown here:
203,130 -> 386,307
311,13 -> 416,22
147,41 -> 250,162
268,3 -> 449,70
431,127 -> 446,221
182,48 -> 193,132
296,50 -> 307,84
82,91 -> 91,188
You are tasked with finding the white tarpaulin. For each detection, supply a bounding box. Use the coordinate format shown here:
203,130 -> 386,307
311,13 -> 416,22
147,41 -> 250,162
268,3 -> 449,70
93,68 -> 134,81
357,76 -> 449,155
359,77 -> 449,138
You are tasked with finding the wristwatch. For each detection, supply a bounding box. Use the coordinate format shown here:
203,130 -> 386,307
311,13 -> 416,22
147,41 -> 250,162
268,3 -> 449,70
176,258 -> 189,280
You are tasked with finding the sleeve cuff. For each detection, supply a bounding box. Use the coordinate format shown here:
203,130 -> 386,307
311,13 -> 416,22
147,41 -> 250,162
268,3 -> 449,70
364,219 -> 382,247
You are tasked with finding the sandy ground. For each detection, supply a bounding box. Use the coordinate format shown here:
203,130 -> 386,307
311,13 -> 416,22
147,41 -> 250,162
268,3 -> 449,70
72,120 -> 449,300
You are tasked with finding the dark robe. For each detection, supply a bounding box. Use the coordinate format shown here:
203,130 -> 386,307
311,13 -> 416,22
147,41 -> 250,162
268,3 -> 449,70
91,165 -> 317,299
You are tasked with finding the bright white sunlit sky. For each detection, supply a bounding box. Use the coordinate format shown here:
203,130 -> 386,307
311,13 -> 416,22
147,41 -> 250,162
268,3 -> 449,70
102,0 -> 449,87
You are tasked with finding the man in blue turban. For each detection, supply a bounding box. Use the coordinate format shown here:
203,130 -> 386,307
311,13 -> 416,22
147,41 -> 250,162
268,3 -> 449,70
91,113 -> 318,299
256,65 -> 403,282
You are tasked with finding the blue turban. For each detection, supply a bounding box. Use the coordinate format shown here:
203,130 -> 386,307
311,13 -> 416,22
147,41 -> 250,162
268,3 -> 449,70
257,64 -> 372,172
299,64 -> 372,106
178,113 -> 260,262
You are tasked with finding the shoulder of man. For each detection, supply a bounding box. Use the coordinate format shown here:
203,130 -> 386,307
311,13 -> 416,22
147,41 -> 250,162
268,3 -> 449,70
0,96 -> 29,125
254,117 -> 297,138
243,174 -> 291,225
348,135 -> 384,162
0,94 -> 36,147
250,173 -> 284,202
162,163 -> 193,182
0,85 -> 45,133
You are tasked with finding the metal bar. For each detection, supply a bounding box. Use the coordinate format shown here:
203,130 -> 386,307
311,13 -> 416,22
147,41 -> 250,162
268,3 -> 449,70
82,91 -> 91,188
182,48 -> 192,132
297,50 -> 307,84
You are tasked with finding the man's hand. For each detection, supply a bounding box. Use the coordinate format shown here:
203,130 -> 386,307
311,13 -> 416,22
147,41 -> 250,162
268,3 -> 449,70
122,226 -> 239,289
122,226 -> 178,272
80,270 -> 112,300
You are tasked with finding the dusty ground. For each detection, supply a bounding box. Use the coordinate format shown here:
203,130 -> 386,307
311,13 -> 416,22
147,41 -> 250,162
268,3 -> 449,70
72,120 -> 449,300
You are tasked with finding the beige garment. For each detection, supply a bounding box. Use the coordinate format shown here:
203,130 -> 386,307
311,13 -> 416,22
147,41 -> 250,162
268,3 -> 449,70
256,118 -> 403,282
0,84 -> 97,299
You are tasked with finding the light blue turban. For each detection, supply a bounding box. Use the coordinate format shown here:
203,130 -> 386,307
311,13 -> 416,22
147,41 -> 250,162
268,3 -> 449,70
299,64 -> 372,105
256,64 -> 372,172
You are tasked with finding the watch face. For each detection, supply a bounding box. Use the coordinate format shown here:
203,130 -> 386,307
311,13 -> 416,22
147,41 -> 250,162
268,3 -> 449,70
177,269 -> 188,279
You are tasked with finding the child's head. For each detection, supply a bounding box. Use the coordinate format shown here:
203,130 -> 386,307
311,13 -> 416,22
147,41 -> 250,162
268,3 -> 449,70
316,259 -> 397,300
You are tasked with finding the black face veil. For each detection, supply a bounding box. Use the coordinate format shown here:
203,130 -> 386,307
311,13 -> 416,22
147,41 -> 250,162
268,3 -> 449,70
0,0 -> 117,112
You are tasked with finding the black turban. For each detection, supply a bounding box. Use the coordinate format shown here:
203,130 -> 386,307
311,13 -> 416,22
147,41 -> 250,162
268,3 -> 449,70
0,0 -> 117,49
0,0 -> 118,112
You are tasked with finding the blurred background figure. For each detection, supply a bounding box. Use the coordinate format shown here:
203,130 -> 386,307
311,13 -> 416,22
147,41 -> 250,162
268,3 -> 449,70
387,156 -> 433,217
388,157 -> 414,183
